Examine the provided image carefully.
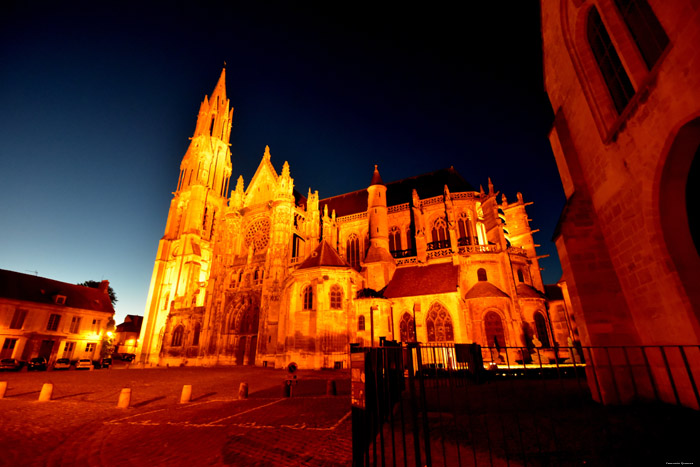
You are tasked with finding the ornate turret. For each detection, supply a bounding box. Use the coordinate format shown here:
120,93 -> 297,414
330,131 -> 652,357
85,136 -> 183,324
364,165 -> 396,290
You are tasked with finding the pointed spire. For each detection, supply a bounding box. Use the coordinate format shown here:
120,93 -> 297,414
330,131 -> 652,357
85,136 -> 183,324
370,164 -> 384,186
263,145 -> 271,160
488,177 -> 494,194
281,161 -> 290,178
211,67 -> 227,102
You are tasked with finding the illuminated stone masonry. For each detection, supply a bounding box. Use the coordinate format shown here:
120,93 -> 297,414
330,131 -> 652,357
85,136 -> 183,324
138,69 -> 574,369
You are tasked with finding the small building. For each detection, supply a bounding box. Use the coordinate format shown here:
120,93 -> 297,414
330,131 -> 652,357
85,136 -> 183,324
0,269 -> 115,364
114,315 -> 143,354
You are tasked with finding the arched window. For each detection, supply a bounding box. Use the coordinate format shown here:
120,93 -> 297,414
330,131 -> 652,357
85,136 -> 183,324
405,227 -> 413,251
484,311 -> 506,349
517,269 -> 524,282
358,315 -> 365,331
426,304 -> 454,342
389,226 -> 402,253
587,7 -> 635,114
477,268 -> 488,282
457,213 -> 472,245
171,325 -> 184,347
330,285 -> 342,309
303,286 -> 313,310
192,322 -> 201,346
399,313 -> 415,343
346,234 -> 360,270
613,0 -> 668,70
431,217 -> 448,243
534,312 -> 551,348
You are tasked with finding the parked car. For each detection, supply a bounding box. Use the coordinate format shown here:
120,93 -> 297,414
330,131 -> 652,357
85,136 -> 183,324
28,357 -> 48,371
0,358 -> 24,371
93,357 -> 112,369
112,353 -> 136,362
54,358 -> 71,370
75,358 -> 92,370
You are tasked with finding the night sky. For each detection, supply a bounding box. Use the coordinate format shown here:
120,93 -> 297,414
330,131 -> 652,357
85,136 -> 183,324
0,2 -> 564,324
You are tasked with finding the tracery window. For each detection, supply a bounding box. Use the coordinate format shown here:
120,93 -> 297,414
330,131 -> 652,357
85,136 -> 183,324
330,285 -> 342,309
426,304 -> 454,342
171,325 -> 184,347
431,217 -> 448,243
484,311 -> 505,349
346,234 -> 361,270
303,285 -> 314,310
399,313 -> 415,343
613,0 -> 668,70
358,315 -> 365,331
389,226 -> 402,253
534,312 -> 551,348
477,268 -> 488,282
587,7 -> 635,114
457,212 -> 473,245
244,217 -> 271,251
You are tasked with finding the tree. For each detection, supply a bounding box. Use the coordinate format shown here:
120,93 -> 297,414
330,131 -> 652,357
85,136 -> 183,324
78,280 -> 118,306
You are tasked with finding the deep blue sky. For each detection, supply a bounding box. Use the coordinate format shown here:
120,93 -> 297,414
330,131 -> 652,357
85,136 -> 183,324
0,2 -> 564,324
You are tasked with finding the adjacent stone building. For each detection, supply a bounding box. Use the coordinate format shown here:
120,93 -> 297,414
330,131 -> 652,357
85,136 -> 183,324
542,0 -> 700,408
0,269 -> 115,364
138,70 -> 573,369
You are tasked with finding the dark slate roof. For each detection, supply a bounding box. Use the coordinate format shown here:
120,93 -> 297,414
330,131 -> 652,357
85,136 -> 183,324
370,165 -> 385,186
320,167 -> 475,217
297,241 -> 351,269
116,315 -> 143,333
544,284 -> 564,301
464,282 -> 510,299
0,269 -> 115,313
517,284 -> 546,299
384,263 -> 459,298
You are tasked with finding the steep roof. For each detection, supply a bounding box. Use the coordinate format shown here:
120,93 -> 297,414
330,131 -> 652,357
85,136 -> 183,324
320,167 -> 475,217
0,269 -> 115,314
544,284 -> 564,300
517,284 -> 546,299
384,263 -> 459,298
116,315 -> 143,333
297,241 -> 351,269
464,282 -> 510,300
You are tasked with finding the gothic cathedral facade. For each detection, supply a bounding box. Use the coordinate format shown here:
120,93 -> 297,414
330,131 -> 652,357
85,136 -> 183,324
138,70 -> 569,369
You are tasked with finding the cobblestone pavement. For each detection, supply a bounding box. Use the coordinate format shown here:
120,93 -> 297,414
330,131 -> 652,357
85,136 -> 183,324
0,365 -> 352,466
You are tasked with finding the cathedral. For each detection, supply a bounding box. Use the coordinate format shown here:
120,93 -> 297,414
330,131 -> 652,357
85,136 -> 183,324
137,69 -> 569,369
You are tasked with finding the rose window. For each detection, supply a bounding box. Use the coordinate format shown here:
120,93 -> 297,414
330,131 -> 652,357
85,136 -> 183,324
245,218 -> 271,251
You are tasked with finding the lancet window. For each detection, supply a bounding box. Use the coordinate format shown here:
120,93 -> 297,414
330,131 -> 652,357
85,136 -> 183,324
358,315 -> 365,331
429,217 -> 450,250
484,311 -> 505,349
534,312 -> 551,348
171,325 -> 184,347
613,0 -> 668,70
303,285 -> 314,310
346,234 -> 360,270
330,285 -> 342,309
399,313 -> 416,343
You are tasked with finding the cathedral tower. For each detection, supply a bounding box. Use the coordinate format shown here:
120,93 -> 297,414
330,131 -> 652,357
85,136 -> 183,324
363,165 -> 396,290
138,69 -> 233,363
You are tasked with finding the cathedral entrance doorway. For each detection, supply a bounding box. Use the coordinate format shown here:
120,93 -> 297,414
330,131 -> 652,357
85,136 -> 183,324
224,292 -> 261,365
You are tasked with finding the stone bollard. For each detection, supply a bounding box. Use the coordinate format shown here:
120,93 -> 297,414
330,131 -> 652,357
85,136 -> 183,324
283,380 -> 291,397
117,388 -> 131,408
0,381 -> 7,399
326,379 -> 337,396
238,382 -> 248,399
38,383 -> 53,402
180,385 -> 192,404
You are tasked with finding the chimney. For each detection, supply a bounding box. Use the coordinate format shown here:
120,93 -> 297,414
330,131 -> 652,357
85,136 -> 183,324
99,280 -> 110,294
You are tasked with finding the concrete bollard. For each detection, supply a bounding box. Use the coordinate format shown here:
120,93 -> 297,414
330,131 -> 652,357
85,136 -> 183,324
38,383 -> 53,402
180,384 -> 192,403
326,379 -> 337,396
238,382 -> 248,399
0,381 -> 7,399
117,388 -> 131,408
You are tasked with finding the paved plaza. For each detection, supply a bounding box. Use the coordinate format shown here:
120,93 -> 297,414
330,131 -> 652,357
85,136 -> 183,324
0,364 -> 352,466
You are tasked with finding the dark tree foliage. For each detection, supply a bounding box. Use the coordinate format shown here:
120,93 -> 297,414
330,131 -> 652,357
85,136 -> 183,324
79,280 -> 118,306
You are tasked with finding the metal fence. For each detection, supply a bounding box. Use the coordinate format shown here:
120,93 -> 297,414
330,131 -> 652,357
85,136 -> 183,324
352,343 -> 700,467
